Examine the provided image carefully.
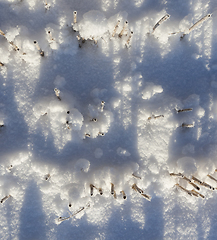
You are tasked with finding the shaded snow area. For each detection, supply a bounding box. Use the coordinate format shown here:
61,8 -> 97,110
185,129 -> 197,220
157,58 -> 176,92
1,0 -> 217,239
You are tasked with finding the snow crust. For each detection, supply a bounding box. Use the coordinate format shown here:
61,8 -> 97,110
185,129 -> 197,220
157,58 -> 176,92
0,0 -> 217,239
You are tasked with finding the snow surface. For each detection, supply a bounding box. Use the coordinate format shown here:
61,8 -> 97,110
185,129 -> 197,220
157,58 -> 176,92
0,0 -> 217,239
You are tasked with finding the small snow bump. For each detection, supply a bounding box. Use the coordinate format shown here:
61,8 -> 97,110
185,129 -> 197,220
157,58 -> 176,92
94,148 -> 103,158
117,147 -> 131,157
54,75 -> 66,88
142,83 -> 163,99
74,158 -> 90,172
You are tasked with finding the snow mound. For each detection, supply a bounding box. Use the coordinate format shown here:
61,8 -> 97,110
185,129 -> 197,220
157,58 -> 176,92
77,10 -> 108,40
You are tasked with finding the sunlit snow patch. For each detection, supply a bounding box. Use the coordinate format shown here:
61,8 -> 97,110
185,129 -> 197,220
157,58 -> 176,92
77,10 -> 108,41
142,83 -> 163,100
74,158 -> 90,173
177,157 -> 197,175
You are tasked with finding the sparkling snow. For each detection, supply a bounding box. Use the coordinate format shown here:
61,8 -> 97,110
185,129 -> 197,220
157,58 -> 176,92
0,0 -> 217,239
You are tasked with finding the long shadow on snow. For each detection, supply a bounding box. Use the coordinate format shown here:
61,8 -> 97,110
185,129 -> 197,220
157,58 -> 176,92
55,214 -> 102,240
30,29 -> 142,170
206,198 -> 217,240
137,37 -> 211,104
0,57 -> 29,156
19,181 -> 47,240
29,34 -> 116,165
103,195 -> 163,240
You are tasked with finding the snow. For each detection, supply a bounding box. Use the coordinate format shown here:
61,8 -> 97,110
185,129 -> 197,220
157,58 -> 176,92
0,0 -> 217,239
77,10 -> 108,40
